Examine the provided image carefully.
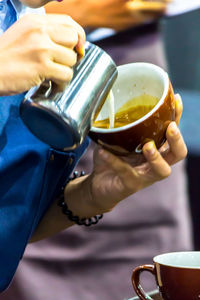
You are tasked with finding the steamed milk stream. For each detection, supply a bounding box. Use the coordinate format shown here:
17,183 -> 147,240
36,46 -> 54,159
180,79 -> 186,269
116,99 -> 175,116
107,90 -> 115,128
94,93 -> 159,129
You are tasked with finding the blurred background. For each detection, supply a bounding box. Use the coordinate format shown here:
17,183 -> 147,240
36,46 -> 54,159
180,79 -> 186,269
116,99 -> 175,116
2,2 -> 200,300
160,8 -> 200,250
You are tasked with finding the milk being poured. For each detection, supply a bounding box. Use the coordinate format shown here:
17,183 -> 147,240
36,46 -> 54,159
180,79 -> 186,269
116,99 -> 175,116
94,93 -> 159,129
107,90 -> 115,128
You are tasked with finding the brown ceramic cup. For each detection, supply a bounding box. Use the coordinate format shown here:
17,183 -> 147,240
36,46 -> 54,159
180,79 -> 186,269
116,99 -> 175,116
89,62 -> 175,156
131,251 -> 200,300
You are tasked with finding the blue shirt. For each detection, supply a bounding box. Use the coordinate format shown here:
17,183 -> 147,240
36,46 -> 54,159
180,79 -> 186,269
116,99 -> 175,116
0,0 -> 89,292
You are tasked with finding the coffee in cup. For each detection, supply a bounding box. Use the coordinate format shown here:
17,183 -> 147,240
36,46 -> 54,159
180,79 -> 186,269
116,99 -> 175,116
89,62 -> 176,157
94,94 -> 159,129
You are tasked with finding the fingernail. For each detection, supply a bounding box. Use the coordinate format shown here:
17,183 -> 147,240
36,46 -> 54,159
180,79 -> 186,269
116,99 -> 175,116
175,93 -> 182,106
76,39 -> 85,57
175,93 -> 181,100
145,141 -> 156,156
169,122 -> 178,136
76,45 -> 85,57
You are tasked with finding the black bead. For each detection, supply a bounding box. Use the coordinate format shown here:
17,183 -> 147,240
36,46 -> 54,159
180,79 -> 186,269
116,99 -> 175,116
73,171 -> 79,179
57,171 -> 103,226
80,171 -> 85,176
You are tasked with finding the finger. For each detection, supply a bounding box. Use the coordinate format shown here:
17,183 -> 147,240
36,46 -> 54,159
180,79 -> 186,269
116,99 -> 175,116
159,93 -> 183,154
101,16 -> 147,30
174,93 -> 183,125
96,148 -> 143,195
51,44 -> 77,67
127,1 -> 167,12
143,141 -> 171,179
141,0 -> 172,2
96,0 -> 132,9
46,14 -> 86,55
150,0 -> 173,3
163,122 -> 188,165
45,61 -> 73,84
49,25 -> 79,49
46,14 -> 86,42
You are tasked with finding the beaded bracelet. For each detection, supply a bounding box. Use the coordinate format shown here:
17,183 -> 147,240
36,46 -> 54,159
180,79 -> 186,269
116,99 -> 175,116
57,171 -> 103,226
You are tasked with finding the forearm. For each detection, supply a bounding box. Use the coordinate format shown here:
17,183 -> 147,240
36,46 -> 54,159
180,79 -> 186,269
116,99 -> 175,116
31,116 -> 187,242
30,175 -> 98,242
45,0 -> 168,31
30,200 -> 73,243
45,2 -> 88,27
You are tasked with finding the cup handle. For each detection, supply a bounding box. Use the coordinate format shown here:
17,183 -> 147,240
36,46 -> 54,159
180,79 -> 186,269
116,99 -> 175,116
131,264 -> 155,300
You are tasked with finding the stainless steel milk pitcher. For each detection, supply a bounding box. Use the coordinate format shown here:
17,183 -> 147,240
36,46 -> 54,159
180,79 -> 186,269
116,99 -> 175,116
20,42 -> 118,151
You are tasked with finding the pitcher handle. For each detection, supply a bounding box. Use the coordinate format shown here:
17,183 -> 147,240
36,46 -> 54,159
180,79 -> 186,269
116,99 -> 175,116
131,264 -> 156,300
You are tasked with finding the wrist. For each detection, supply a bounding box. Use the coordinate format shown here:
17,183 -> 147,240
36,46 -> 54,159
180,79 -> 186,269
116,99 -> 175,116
64,174 -> 96,217
61,172 -> 103,226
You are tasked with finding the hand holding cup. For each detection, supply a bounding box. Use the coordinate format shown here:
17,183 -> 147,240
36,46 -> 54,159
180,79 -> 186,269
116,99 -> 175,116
90,62 -> 178,160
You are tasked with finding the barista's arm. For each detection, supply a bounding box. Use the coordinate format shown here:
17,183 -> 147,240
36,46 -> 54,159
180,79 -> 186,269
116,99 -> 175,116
45,0 -> 170,31
30,175 -> 88,242
31,96 -> 187,242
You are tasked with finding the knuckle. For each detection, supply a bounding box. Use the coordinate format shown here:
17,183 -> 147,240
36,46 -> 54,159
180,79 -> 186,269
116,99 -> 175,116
21,14 -> 44,33
77,25 -> 86,40
70,51 -> 78,66
164,168 -> 171,178
34,45 -> 52,64
172,131 -> 181,142
63,15 -> 78,28
19,18 -> 50,54
65,68 -> 73,82
177,146 -> 188,161
68,28 -> 79,47
150,151 -> 160,163
64,15 -> 73,23
183,146 -> 188,158
160,167 -> 171,179
35,60 -> 48,79
40,55 -> 51,69
114,176 -> 124,193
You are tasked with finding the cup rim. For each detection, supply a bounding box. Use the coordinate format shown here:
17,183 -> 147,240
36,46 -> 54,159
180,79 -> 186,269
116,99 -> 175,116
153,251 -> 200,269
90,62 -> 169,134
